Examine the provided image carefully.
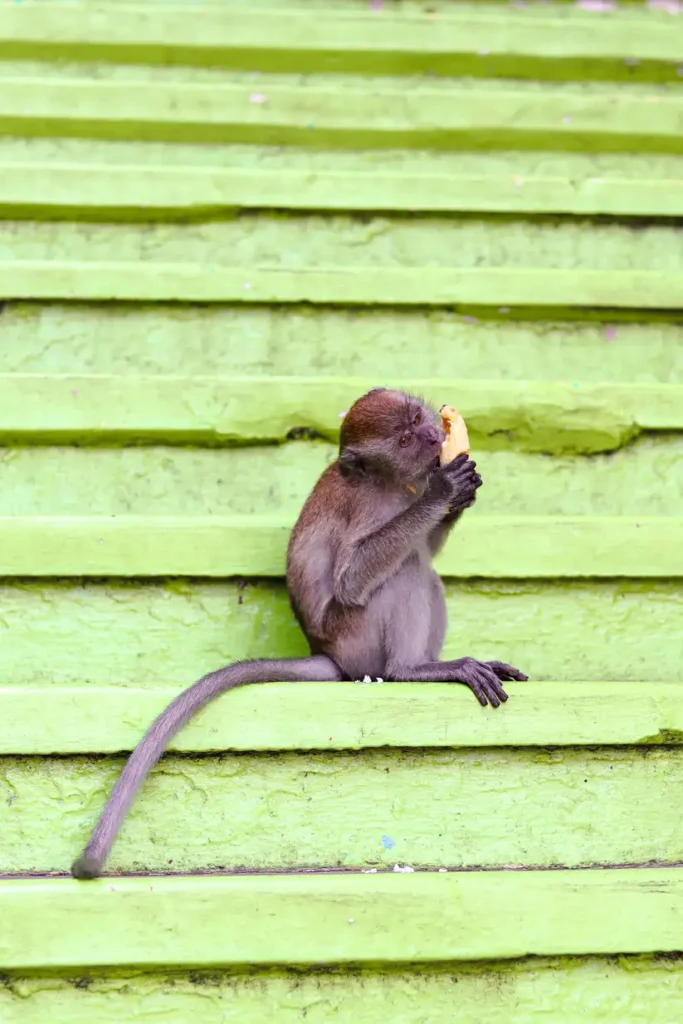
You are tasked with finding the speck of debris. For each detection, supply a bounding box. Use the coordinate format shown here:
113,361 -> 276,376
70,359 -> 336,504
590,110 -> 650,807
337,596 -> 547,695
249,93 -> 267,104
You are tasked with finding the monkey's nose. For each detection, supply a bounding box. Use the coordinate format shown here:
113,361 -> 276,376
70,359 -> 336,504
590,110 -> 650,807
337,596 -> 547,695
425,426 -> 444,447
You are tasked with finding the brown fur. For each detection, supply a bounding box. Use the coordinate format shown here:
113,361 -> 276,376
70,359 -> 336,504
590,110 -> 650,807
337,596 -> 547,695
71,388 -> 526,880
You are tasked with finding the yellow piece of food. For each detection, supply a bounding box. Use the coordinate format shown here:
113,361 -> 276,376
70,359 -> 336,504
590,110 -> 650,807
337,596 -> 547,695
439,405 -> 470,465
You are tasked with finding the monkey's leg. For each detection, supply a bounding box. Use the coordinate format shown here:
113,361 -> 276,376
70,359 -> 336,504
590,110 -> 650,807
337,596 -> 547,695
388,659 -> 528,708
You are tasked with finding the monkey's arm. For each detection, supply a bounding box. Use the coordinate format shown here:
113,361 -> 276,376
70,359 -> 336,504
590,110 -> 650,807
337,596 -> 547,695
428,459 -> 482,556
334,496 -> 447,606
334,456 -> 479,605
427,509 -> 464,557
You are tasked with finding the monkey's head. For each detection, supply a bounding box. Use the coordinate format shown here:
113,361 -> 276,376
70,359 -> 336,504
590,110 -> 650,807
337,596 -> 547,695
339,388 -> 444,482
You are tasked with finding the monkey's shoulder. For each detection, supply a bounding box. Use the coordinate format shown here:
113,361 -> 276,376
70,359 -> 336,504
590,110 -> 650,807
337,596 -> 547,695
291,463 -> 354,534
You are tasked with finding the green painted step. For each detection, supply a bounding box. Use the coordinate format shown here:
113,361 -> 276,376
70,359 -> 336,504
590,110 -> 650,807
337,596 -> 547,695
8,750 -> 683,874
4,437 -> 683,516
1,209 -> 682,307
1,957 -> 682,1024
2,212 -> 683,311
3,213 -> 683,270
2,376 -> 681,453
2,682 -> 681,754
4,160 -> 683,218
2,515 -> 681,577
6,746 -> 683,873
4,262 -> 683,308
1,871 -> 682,968
2,302 -> 682,382
0,75 -> 681,151
0,2 -> 681,79
2,579 -> 679,686
3,139 -> 683,218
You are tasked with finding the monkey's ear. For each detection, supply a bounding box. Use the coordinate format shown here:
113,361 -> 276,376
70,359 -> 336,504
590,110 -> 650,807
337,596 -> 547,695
339,447 -> 365,477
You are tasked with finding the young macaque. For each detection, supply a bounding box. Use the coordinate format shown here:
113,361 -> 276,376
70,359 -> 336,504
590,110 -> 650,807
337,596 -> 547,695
71,388 -> 527,880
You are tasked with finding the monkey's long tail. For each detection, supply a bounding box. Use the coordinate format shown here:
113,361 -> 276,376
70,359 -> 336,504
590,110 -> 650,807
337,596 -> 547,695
71,655 -> 341,880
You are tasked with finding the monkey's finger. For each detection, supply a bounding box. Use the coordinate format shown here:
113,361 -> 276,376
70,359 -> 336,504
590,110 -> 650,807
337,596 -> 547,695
443,458 -> 475,480
476,666 -> 507,706
469,665 -> 504,708
485,671 -> 509,704
443,453 -> 470,472
464,679 -> 489,707
484,687 -> 501,709
487,661 -> 529,681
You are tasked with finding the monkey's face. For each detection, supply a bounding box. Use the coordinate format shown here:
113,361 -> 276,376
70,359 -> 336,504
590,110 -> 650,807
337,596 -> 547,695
340,389 -> 444,482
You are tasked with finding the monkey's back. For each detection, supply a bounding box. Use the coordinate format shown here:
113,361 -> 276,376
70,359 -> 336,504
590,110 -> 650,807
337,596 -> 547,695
286,462 -> 350,648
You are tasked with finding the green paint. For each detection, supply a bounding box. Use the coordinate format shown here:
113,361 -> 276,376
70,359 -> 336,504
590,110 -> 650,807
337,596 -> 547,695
4,263 -> 683,307
0,3 -> 681,81
1,957 -> 683,1024
1,211 -> 683,306
0,0 -> 681,996
1,579 -> 680,686
1,375 -> 681,453
3,435 -> 683,516
3,162 -> 683,218
1,514 -> 681,577
6,745 -> 683,875
3,137 -> 683,179
1,75 -> 682,151
1,870 -> 683,967
24,205 -> 683,270
3,681 -> 682,755
1,302 -> 682,383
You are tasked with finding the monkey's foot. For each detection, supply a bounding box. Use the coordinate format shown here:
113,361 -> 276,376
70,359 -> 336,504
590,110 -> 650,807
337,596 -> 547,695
71,853 -> 104,880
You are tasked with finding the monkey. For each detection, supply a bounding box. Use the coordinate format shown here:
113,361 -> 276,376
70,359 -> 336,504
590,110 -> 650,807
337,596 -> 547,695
71,388 -> 527,880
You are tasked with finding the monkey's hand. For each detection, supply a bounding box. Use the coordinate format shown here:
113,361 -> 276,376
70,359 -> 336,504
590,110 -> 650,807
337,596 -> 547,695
449,658 -> 528,708
426,453 -> 482,515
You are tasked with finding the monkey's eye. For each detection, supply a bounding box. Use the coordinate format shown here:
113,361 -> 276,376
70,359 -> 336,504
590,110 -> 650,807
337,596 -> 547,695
400,431 -> 412,447
413,412 -> 421,426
